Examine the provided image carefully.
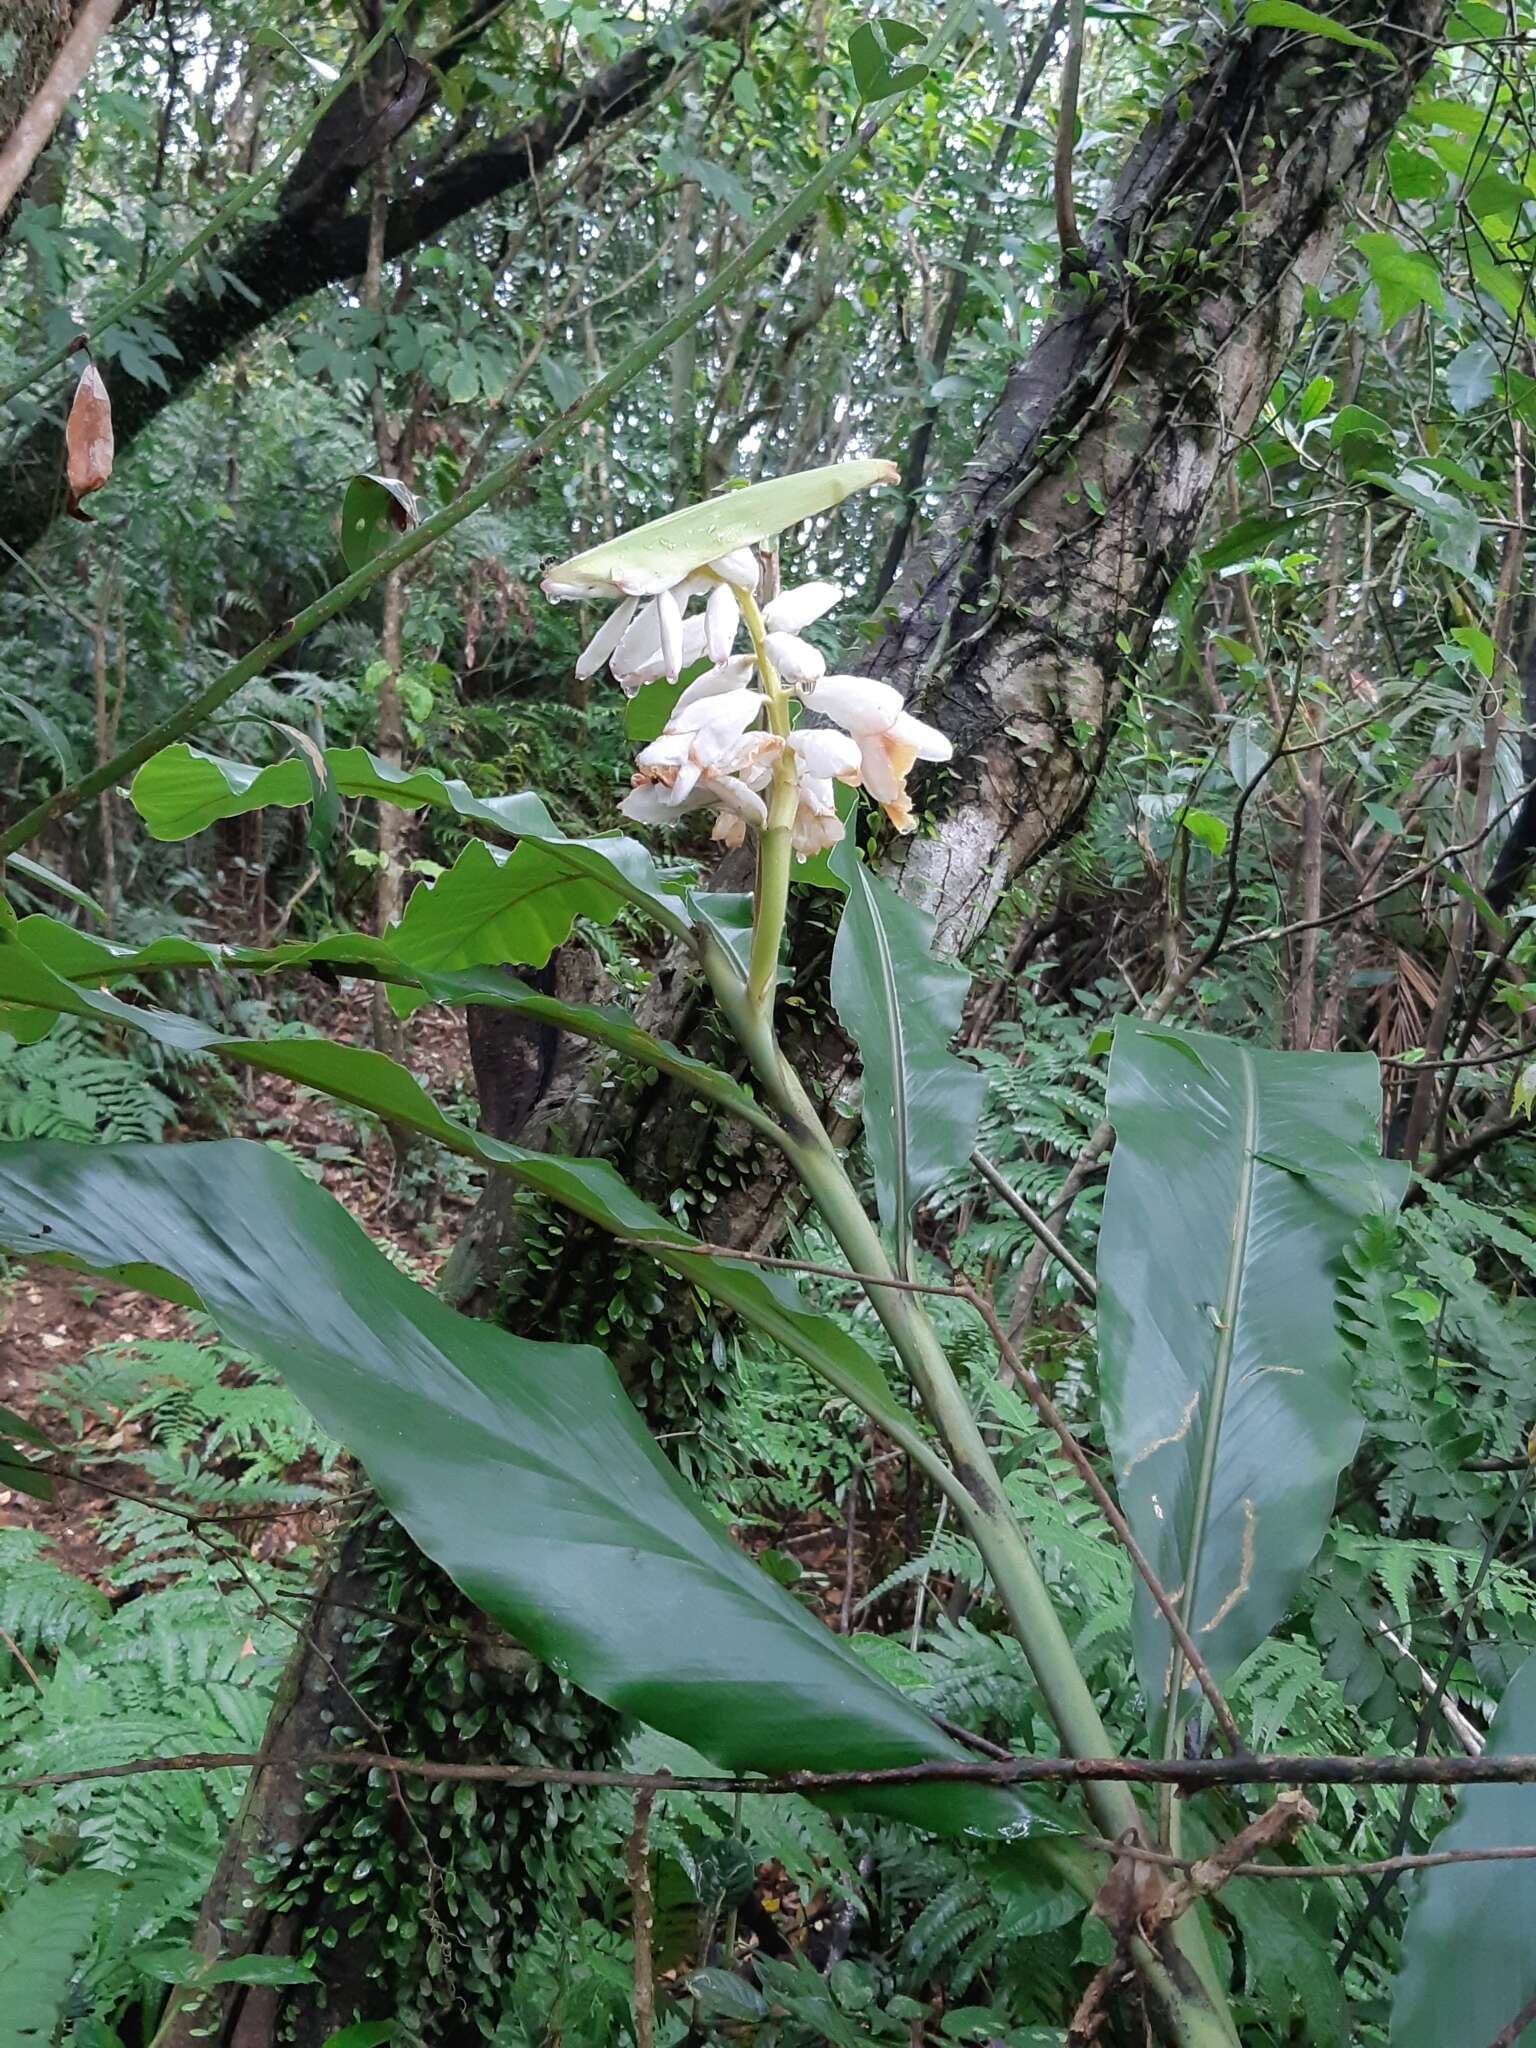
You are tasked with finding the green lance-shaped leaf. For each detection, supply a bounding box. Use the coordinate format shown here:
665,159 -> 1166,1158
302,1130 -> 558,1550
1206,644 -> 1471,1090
0,938 -> 916,1451
827,837 -> 985,1263
0,1135 -> 1035,1840
1097,1020 -> 1406,1737
124,743 -> 692,941
544,458 -> 896,597
1244,0 -> 1392,57
8,918 -> 766,1129
1390,1654 -> 1536,2046
386,838 -> 658,979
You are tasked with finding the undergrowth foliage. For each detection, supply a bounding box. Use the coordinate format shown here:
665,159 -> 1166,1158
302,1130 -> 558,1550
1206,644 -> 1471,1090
2,0 -> 1536,2042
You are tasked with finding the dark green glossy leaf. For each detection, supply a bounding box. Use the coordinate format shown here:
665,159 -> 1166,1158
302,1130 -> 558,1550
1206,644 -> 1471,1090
0,940 -> 916,1458
0,1441 -> 54,1502
1390,1654 -> 1536,2046
387,836 -> 666,977
0,1136 -> 1034,1838
10,918 -> 764,1130
1098,1019 -> 1406,1735
340,472 -> 419,575
125,744 -> 692,936
0,1399 -> 50,1449
827,838 -> 984,1261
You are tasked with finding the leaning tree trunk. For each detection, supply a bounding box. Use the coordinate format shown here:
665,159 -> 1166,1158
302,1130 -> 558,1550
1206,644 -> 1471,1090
178,3 -> 1448,2035
0,0 -> 763,564
0,0 -> 71,240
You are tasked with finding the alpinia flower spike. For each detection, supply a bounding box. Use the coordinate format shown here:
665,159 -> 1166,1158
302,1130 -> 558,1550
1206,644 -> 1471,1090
542,459 -> 951,853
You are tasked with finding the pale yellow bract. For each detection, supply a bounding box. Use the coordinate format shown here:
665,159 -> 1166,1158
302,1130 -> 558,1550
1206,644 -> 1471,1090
543,457 -> 898,597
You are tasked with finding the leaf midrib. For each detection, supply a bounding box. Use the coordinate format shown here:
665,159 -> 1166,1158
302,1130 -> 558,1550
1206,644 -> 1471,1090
860,866 -> 910,1260
1165,1044 -> 1259,1739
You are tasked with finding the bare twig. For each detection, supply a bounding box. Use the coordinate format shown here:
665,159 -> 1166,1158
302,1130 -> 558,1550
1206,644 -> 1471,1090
627,1787 -> 658,2048
1235,779 -> 1536,952
971,1150 -> 1098,1298
1053,0 -> 1086,258
1487,1985 -> 1536,2048
18,1746 -> 1536,1803
1084,1834 -> 1536,1886
0,1623 -> 42,1691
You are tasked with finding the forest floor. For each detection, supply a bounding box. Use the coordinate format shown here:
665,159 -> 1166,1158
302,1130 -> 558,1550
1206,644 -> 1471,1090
1,972 -> 879,1629
0,983 -> 473,1582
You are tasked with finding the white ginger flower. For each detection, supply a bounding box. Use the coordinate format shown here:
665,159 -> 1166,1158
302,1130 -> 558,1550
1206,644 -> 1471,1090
764,630 -> 826,685
799,674 -> 952,832
786,729 -> 861,861
762,582 -> 842,634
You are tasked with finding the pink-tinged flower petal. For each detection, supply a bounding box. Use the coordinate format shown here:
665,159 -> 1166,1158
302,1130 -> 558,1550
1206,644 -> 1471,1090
674,654 -> 756,713
706,582 -> 741,663
790,775 -> 845,860
713,776 -> 769,831
620,782 -> 692,824
765,631 -> 826,684
574,595 -> 640,680
634,730 -> 694,773
788,728 -> 861,780
657,587 -> 685,680
889,709 -> 953,762
709,548 -> 760,592
855,736 -> 903,807
763,581 -> 842,634
803,673 -> 906,735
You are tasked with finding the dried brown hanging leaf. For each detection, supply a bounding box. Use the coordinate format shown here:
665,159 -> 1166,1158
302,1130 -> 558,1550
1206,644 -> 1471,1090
65,360 -> 114,521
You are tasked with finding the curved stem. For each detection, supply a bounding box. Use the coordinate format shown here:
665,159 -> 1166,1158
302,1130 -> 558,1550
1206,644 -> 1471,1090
697,942 -> 1236,2043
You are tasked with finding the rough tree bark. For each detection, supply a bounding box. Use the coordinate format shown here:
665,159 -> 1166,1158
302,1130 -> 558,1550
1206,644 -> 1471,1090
170,3 -> 1449,2035
0,0 -> 763,558
0,1 -> 72,238
865,0 -> 1447,955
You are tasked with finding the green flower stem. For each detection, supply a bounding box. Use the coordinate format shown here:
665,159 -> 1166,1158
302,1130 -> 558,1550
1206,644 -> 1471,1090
0,0 -> 974,865
0,0 -> 416,414
738,586 -> 795,1019
704,956 -> 1237,2046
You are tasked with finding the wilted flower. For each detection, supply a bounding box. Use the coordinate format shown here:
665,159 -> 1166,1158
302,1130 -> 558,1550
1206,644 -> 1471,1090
619,689 -> 778,846
800,674 -> 952,832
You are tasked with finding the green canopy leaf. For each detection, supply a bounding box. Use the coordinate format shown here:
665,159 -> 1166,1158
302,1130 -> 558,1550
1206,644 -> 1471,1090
0,1135 -> 1034,1839
827,837 -> 985,1263
1246,0 -> 1392,56
1390,1654 -> 1536,2045
1098,1020 -> 1406,1736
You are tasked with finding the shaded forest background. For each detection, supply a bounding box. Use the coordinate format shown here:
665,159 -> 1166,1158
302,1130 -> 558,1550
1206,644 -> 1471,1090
3,0 -> 1536,2043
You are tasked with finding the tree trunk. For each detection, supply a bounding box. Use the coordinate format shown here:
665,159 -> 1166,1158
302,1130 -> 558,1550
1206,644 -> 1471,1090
867,0 -> 1445,954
